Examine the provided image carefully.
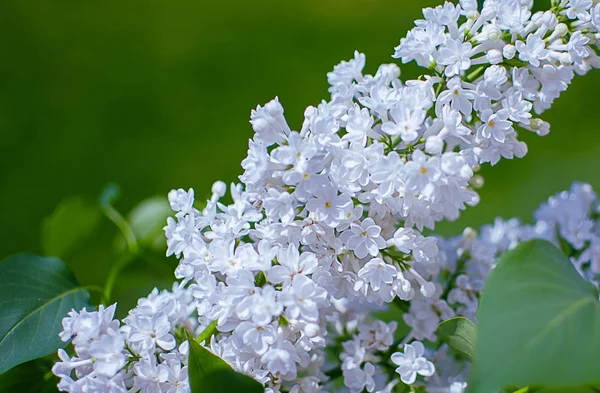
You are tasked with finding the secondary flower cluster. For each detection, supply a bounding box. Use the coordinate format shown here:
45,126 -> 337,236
52,0 -> 600,392
418,182 -> 600,390
52,285 -> 196,393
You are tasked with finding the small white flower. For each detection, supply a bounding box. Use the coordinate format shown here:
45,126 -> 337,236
168,188 -> 195,216
437,38 -> 472,77
250,97 -> 291,145
268,244 -> 318,285
516,34 -> 549,67
478,109 -> 514,143
305,186 -> 353,228
356,258 -> 397,292
263,189 -> 297,225
565,0 -> 593,21
127,311 -> 176,354
342,218 -> 386,259
280,275 -> 327,322
89,334 -> 126,377
343,362 -> 376,393
391,341 -> 435,384
437,77 -> 475,115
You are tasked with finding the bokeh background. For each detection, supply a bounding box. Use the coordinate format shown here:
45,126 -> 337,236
1,0 -> 599,321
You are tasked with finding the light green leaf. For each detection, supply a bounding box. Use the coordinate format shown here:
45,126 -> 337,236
437,317 -> 477,362
128,196 -> 172,250
0,254 -> 90,375
470,239 -> 600,393
42,196 -> 101,258
187,335 -> 263,393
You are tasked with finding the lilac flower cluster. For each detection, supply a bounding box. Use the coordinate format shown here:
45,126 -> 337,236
52,286 -> 196,393
417,182 -> 600,390
52,0 -> 600,392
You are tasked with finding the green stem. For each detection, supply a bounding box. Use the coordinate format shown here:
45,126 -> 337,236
441,255 -> 468,301
102,252 -> 137,304
81,285 -> 105,295
196,320 -> 218,344
392,296 -> 410,312
324,367 -> 342,380
102,204 -> 138,253
465,65 -> 486,83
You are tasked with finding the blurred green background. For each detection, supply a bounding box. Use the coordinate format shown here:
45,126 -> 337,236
0,0 -> 599,314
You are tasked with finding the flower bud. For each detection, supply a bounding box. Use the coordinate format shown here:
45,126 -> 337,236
463,227 -> 477,240
470,174 -> 484,189
304,323 -> 320,338
425,135 -> 444,155
212,181 -> 227,197
480,6 -> 496,21
420,282 -> 436,297
554,23 -> 568,37
460,0 -> 478,12
467,10 -> 479,20
530,118 -> 550,136
487,49 -> 503,64
485,25 -> 502,42
503,44 -> 516,60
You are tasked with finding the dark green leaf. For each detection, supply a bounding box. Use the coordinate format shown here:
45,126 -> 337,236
470,240 -> 600,393
437,317 -> 477,362
127,196 -> 172,250
0,358 -> 60,393
42,196 -> 101,259
187,335 -> 263,393
0,254 -> 90,375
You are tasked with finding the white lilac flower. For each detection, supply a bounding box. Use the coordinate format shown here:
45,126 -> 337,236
391,341 -> 436,384
268,244 -> 318,285
478,108 -> 514,143
516,34 -> 550,67
53,287 -> 195,393
343,362 -> 376,393
342,218 -> 387,259
436,38 -> 472,77
436,77 -> 475,115
54,0 -> 600,391
127,311 -> 177,354
305,186 -> 353,228
89,334 -> 127,377
280,275 -> 327,321
356,258 -> 398,292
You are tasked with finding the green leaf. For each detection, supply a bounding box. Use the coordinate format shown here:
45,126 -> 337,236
127,196 -> 172,250
187,335 -> 263,393
42,196 -> 101,259
0,254 -> 90,375
437,317 -> 477,362
470,240 -> 600,393
0,358 -> 60,393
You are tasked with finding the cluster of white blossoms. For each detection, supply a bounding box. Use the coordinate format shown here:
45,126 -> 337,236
52,285 -> 197,393
413,182 -> 600,390
53,0 -> 600,392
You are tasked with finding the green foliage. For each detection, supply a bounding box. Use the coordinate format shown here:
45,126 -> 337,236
127,196 -> 172,251
437,317 -> 477,362
0,356 -> 60,393
470,240 -> 600,393
41,196 -> 101,259
187,334 -> 263,393
0,254 -> 90,375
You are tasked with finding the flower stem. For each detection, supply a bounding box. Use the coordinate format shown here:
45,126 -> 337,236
197,320 -> 218,344
101,252 -> 137,305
